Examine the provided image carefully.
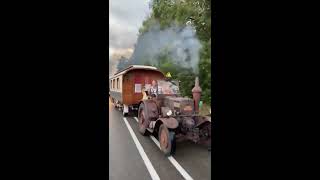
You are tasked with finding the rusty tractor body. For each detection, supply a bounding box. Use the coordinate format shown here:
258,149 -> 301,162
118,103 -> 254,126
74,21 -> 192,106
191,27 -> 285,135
138,77 -> 211,156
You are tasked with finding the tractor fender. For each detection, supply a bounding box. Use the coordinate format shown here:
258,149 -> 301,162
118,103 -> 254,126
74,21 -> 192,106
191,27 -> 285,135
155,117 -> 179,130
195,116 -> 212,128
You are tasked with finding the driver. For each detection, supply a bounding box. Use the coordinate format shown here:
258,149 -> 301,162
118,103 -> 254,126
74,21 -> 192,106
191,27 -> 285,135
149,80 -> 158,97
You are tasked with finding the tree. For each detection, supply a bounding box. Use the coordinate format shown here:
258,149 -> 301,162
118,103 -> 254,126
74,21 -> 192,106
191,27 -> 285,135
117,57 -> 130,71
137,0 -> 212,104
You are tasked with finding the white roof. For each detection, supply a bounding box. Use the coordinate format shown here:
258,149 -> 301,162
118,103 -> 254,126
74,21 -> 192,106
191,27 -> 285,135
128,65 -> 157,70
109,65 -> 159,79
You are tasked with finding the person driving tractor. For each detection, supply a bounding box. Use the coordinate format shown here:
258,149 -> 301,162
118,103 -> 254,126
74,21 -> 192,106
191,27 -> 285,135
144,72 -> 173,99
149,80 -> 158,97
141,80 -> 158,100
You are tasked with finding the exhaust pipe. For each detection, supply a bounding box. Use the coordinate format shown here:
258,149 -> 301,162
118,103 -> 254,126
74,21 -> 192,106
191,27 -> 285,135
192,77 -> 202,114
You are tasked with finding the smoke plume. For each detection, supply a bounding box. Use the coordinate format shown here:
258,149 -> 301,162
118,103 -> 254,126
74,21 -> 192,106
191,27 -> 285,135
109,48 -> 133,77
109,22 -> 202,76
130,22 -> 202,73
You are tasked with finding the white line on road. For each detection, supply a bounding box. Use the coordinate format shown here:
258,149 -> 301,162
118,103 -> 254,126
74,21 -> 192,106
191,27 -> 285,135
150,136 -> 194,180
150,136 -> 161,148
122,118 -> 160,180
134,117 -> 194,180
134,117 -> 139,122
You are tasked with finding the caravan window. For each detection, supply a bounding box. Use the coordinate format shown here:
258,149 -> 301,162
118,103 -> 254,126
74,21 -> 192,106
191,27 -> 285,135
117,78 -> 119,89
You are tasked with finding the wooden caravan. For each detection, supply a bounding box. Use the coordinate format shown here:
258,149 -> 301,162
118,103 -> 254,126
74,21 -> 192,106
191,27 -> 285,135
109,65 -> 165,116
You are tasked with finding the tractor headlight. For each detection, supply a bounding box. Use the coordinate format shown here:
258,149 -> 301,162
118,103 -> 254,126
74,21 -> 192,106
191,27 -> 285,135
167,110 -> 172,116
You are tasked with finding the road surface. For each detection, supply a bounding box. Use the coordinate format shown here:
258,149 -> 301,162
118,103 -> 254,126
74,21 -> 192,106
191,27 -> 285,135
109,99 -> 211,180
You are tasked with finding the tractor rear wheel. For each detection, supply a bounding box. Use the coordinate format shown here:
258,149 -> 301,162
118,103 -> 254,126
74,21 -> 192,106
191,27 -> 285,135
138,103 -> 148,136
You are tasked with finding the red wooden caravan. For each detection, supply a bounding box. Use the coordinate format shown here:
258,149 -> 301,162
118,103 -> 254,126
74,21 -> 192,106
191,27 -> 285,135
109,65 -> 165,116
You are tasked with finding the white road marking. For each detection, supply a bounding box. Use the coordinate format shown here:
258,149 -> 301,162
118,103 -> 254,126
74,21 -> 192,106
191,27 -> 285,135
150,136 -> 161,148
134,117 -> 194,180
167,157 -> 193,180
122,118 -> 160,180
150,136 -> 194,180
134,117 -> 139,122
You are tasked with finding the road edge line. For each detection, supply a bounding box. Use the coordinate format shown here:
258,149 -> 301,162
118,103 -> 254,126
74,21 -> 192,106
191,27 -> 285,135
134,116 -> 194,180
134,117 -> 139,122
149,136 -> 194,180
123,117 -> 160,180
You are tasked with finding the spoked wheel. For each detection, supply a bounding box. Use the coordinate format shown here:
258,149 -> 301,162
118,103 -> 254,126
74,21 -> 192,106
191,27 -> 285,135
138,103 -> 148,136
159,124 -> 176,156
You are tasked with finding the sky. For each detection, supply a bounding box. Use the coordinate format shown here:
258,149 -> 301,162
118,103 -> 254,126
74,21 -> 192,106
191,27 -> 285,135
109,0 -> 152,59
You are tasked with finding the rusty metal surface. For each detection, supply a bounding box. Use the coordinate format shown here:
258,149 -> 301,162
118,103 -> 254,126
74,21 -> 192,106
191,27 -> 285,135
194,116 -> 211,127
175,115 -> 211,145
143,100 -> 159,121
163,96 -> 194,116
138,77 -> 211,149
157,117 -> 179,129
160,107 -> 171,117
181,117 -> 195,129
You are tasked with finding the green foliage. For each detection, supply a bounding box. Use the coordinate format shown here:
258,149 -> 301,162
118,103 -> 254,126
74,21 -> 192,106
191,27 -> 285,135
138,0 -> 212,105
176,70 -> 196,98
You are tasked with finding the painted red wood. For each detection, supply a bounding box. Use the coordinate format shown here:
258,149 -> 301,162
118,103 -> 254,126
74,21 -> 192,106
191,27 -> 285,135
122,69 -> 165,105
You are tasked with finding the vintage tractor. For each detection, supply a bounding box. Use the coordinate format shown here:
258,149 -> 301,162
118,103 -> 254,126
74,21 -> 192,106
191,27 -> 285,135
138,77 -> 211,156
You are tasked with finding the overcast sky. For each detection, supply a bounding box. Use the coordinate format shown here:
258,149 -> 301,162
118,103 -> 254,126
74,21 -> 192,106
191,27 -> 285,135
109,0 -> 152,58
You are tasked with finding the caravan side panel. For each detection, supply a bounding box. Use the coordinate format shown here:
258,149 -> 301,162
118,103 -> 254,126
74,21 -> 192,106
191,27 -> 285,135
109,75 -> 123,103
122,70 -> 165,105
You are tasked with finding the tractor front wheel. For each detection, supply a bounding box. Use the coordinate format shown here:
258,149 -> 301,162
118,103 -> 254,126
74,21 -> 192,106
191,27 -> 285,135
159,124 -> 176,156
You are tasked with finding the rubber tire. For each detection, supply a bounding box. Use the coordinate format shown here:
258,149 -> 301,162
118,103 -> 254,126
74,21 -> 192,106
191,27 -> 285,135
170,131 -> 176,155
159,124 -> 175,156
138,103 -> 148,136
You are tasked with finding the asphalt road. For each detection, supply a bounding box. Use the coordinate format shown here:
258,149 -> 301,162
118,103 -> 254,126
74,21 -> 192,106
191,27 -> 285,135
109,99 -> 211,180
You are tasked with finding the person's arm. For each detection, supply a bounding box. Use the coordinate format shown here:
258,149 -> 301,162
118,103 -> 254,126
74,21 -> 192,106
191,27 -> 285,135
148,88 -> 152,96
142,91 -> 148,100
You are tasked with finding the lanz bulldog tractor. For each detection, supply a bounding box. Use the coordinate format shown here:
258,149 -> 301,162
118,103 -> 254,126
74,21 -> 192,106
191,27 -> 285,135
138,77 -> 211,156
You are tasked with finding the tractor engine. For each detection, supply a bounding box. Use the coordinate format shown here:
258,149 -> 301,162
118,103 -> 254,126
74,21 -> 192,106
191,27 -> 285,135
154,77 -> 210,146
160,96 -> 196,132
163,96 -> 194,117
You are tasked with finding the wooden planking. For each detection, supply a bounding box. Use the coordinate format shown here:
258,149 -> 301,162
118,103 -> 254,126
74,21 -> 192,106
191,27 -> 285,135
123,70 -> 164,105
110,68 -> 165,106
